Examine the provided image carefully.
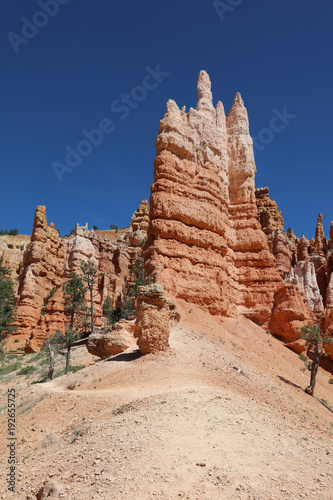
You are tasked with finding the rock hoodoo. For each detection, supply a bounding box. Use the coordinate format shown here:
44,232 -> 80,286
134,284 -> 180,354
145,71 -> 282,326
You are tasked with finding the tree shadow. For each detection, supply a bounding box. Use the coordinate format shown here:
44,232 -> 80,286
277,375 -> 303,391
107,349 -> 142,362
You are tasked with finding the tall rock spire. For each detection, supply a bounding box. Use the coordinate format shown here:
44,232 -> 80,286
226,92 -> 256,205
315,213 -> 327,254
196,70 -> 214,112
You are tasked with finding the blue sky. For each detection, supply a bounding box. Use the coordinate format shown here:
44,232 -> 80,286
1,0 -> 332,239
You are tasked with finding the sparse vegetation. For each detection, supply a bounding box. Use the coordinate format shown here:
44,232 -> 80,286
0,259 -> 18,352
0,228 -> 19,236
0,361 -> 21,377
17,394 -> 46,416
70,424 -> 90,442
68,364 -> 86,373
40,286 -> 57,316
17,365 -> 37,376
112,404 -> 127,415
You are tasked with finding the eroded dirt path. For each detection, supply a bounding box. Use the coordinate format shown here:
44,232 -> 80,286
0,305 -> 332,499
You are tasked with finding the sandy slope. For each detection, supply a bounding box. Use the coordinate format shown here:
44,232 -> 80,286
0,301 -> 332,499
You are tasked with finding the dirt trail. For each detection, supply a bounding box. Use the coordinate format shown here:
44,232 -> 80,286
0,302 -> 332,499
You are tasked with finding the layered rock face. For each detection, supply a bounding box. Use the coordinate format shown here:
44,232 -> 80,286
145,71 -> 281,325
13,203 -> 149,352
268,283 -> 312,344
134,284 -> 180,354
255,194 -> 333,354
0,234 -> 31,294
255,187 -> 296,277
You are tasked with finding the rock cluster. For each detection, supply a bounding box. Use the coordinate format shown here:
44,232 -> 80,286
12,203 -> 148,352
134,284 -> 180,354
255,192 -> 333,355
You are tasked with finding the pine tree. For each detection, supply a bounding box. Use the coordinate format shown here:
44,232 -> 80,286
129,258 -> 151,298
102,296 -> 122,325
60,273 -> 87,373
80,262 -> 101,333
0,259 -> 17,351
301,323 -> 333,396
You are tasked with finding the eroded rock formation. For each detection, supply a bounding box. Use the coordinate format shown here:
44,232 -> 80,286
268,283 -> 312,346
134,284 -> 180,354
0,234 -> 31,294
87,320 -> 135,358
255,188 -> 296,277
12,203 -> 149,352
145,71 -> 282,326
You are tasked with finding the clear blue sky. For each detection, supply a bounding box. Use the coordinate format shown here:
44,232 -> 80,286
1,0 -> 332,239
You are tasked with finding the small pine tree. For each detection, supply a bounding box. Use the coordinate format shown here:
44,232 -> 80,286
62,274 -> 86,330
41,334 -> 59,380
0,259 -> 17,352
41,287 -> 57,316
102,296 -> 122,325
129,258 -> 151,298
301,323 -> 333,396
54,327 -> 80,374
80,262 -> 101,333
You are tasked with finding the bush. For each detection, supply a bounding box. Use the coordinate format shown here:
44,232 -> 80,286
69,365 -> 86,373
0,361 -> 21,376
17,365 -> 37,376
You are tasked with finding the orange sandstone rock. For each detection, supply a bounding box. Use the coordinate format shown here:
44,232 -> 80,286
134,284 -> 180,354
87,320 -> 135,358
268,283 -> 312,344
14,203 -> 149,352
146,71 -> 281,326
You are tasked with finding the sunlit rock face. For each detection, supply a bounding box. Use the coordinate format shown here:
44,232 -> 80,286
13,203 -> 149,352
145,71 -> 282,326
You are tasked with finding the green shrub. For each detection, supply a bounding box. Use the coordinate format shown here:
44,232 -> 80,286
0,361 -> 21,376
30,352 -> 44,362
69,365 -> 85,373
329,378 -> 333,385
17,365 -> 37,376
